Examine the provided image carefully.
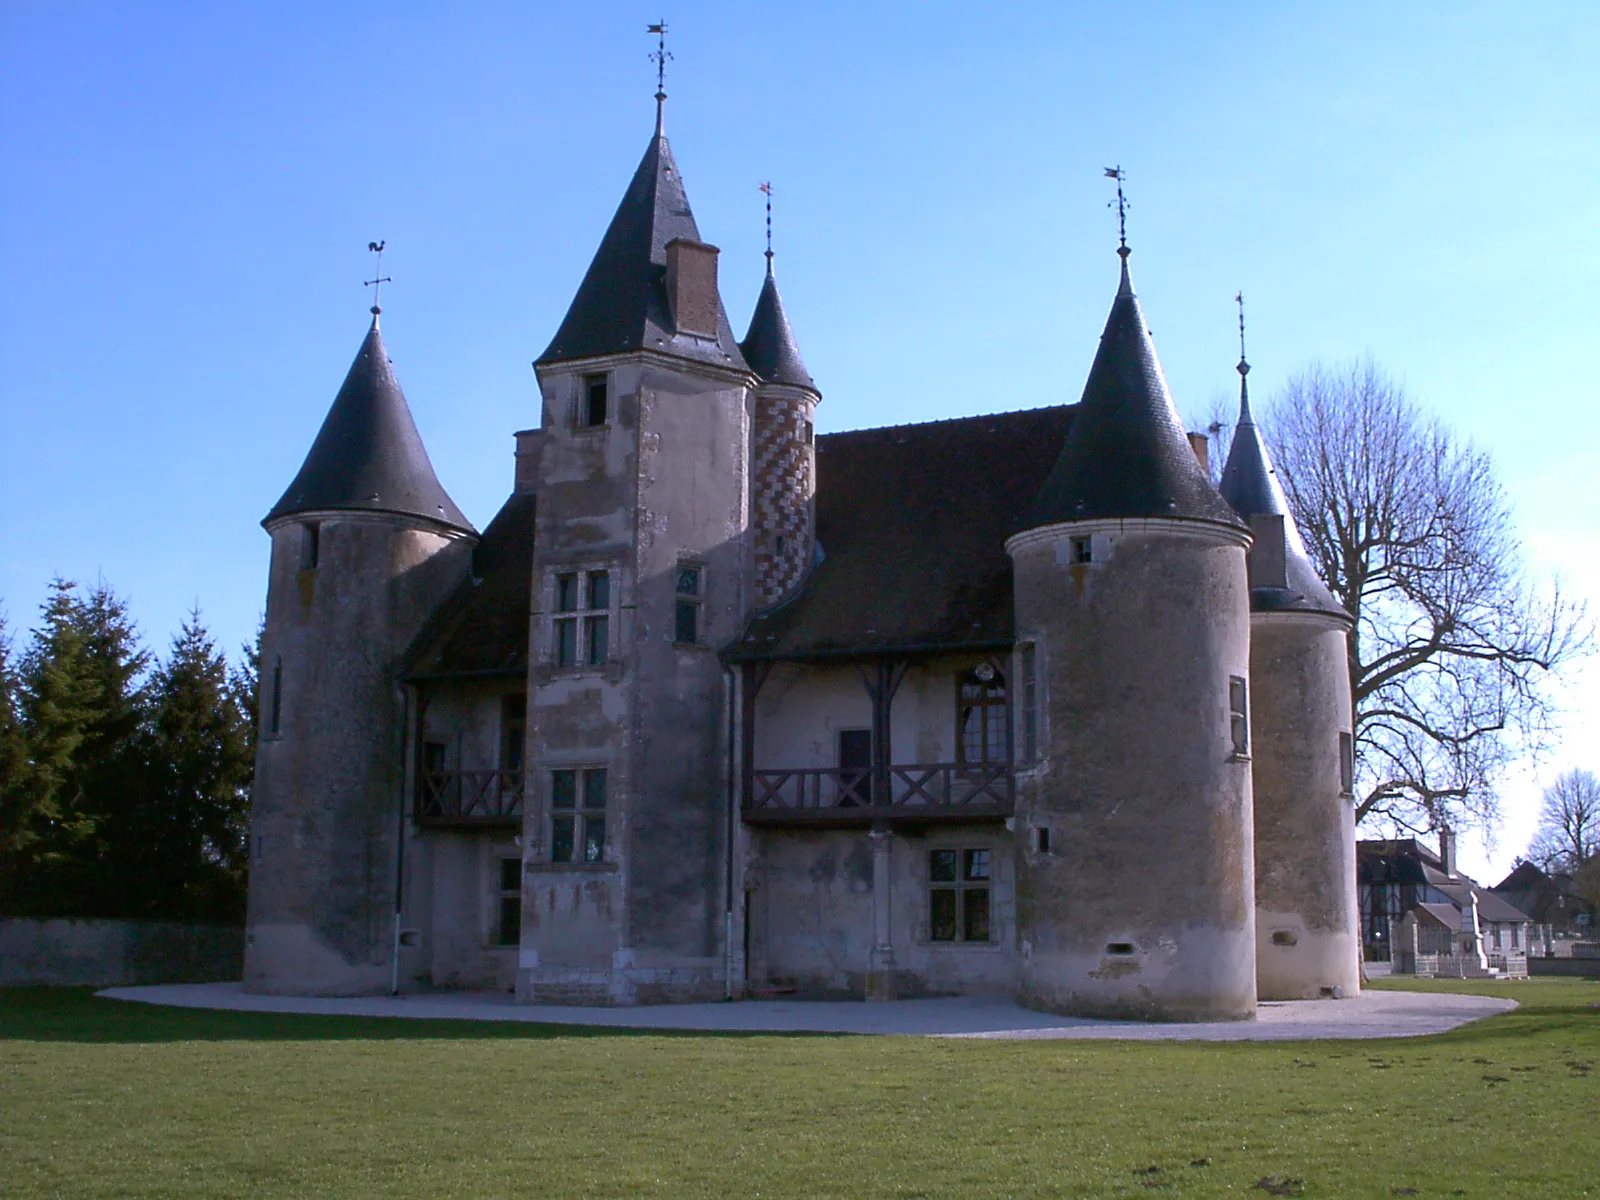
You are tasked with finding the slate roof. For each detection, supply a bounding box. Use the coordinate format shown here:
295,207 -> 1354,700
537,122 -> 748,373
1218,367 -> 1349,620
728,406 -> 1075,662
740,264 -> 814,390
266,320 -> 474,535
1439,883 -> 1533,924
1021,253 -> 1242,531
404,491 -> 537,680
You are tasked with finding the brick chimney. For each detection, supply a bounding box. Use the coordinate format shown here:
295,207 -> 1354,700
1186,431 -> 1209,475
1439,827 -> 1457,878
665,237 -> 720,338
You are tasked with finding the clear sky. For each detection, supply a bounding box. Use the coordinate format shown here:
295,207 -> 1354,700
3,2 -> 1596,881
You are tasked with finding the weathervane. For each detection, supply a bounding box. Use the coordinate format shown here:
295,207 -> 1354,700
1236,291 -> 1249,376
759,181 -> 773,270
1104,165 -> 1129,254
648,20 -> 672,113
365,240 -> 391,317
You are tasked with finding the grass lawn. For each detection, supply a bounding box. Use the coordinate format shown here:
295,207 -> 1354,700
2,978 -> 1597,1198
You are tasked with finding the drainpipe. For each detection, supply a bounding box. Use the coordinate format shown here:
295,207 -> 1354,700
724,664 -> 738,1000
391,684 -> 411,996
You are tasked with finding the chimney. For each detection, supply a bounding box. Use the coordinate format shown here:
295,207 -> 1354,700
1247,514 -> 1288,589
1186,431 -> 1209,475
1439,827 -> 1457,878
513,428 -> 542,495
665,237 -> 720,338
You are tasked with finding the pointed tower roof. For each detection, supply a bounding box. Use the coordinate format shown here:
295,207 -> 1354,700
1021,252 -> 1242,530
740,262 -> 814,390
265,319 -> 474,535
537,121 -> 748,372
1218,347 -> 1347,619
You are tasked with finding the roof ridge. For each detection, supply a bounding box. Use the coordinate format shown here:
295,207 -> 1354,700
817,404 -> 1073,441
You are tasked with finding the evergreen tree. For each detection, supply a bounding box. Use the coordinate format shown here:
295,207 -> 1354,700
0,615 -> 38,909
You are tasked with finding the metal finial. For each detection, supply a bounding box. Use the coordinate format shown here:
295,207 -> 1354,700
648,20 -> 672,130
1104,165 -> 1129,255
759,180 -> 773,272
364,240 -> 391,319
1235,291 -> 1249,376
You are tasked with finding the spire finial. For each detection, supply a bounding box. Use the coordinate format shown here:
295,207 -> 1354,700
1104,165 -> 1129,257
648,20 -> 672,133
364,240 -> 391,326
1235,290 -> 1254,422
759,180 -> 773,274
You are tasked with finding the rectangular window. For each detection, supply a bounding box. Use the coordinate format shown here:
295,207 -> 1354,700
300,522 -> 320,570
1339,731 -> 1354,795
496,857 -> 521,946
550,768 -> 607,864
1072,537 -> 1092,564
581,374 -> 608,426
551,569 -> 611,668
957,666 -> 1008,766
1019,643 -> 1038,764
1229,676 -> 1249,756
675,564 -> 702,645
802,420 -> 814,445
928,847 -> 993,943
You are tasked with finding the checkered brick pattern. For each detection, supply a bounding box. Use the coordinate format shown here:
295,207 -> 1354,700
751,389 -> 815,608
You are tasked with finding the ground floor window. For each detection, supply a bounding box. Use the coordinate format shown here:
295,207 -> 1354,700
929,847 -> 991,942
496,857 -> 521,946
550,767 -> 606,864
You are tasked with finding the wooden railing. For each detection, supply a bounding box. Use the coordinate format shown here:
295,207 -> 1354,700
416,769 -> 524,828
744,762 -> 1013,824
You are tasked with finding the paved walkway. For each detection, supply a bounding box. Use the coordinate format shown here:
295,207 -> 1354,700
98,982 -> 1516,1041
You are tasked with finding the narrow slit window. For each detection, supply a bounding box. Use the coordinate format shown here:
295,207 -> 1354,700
269,656 -> 282,736
1339,731 -> 1354,795
300,522 -> 320,570
1019,644 -> 1038,764
675,564 -> 702,645
1229,676 -> 1249,756
496,857 -> 521,946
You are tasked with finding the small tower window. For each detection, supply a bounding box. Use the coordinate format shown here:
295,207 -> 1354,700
802,419 -> 814,446
1339,731 -> 1355,796
300,522 -> 320,570
1229,676 -> 1250,756
269,656 -> 283,736
675,564 -> 703,645
580,373 -> 609,427
1072,537 -> 1093,564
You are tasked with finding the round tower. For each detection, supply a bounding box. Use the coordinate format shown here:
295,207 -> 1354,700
1218,327 -> 1360,1001
741,249 -> 820,608
1005,245 -> 1257,1021
246,311 -> 476,996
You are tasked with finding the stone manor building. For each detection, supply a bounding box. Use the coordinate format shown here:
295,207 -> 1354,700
244,96 -> 1361,1021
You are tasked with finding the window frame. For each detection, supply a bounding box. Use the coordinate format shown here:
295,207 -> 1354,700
956,666 -> 1009,767
674,561 -> 705,646
549,567 -> 613,669
926,846 -> 994,944
548,766 -> 608,866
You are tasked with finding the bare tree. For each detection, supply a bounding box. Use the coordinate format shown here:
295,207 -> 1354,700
1525,768 -> 1600,873
1263,360 -> 1590,834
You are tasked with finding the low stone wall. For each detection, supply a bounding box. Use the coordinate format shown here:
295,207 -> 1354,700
1528,957 -> 1600,979
0,919 -> 243,987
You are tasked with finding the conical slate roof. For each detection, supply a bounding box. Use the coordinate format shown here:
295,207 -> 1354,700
1021,253 -> 1242,531
740,263 -> 814,390
265,319 -> 474,535
1218,369 -> 1347,619
537,123 -> 747,372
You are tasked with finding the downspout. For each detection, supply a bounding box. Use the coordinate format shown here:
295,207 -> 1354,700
391,684 -> 410,996
724,664 -> 738,1000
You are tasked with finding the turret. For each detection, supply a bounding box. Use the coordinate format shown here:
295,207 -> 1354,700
246,311 -> 475,995
1005,241 -> 1257,1021
1218,316 -> 1359,1001
741,240 -> 820,608
518,94 -> 756,1004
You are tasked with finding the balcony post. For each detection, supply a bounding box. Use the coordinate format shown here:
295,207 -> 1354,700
866,821 -> 896,1001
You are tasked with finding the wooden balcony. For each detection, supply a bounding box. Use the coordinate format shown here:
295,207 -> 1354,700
743,762 -> 1014,828
415,769 -> 523,829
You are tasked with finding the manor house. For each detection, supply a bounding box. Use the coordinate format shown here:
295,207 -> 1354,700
244,94 -> 1361,1021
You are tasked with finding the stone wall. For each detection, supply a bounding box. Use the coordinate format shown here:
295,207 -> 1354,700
0,919 -> 243,987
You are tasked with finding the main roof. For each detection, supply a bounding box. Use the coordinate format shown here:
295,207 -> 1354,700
266,320 -> 474,534
729,406 -> 1075,661
1218,369 -> 1348,619
537,122 -> 748,372
740,265 -> 814,390
1021,254 -> 1242,531
404,491 -> 536,679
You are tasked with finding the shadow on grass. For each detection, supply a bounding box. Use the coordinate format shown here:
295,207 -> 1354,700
0,988 -> 824,1045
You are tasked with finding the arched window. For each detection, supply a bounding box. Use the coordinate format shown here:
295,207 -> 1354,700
957,666 -> 1007,765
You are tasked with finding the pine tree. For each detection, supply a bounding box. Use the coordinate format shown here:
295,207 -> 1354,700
0,615 -> 37,909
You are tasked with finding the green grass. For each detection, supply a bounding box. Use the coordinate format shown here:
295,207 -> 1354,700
2,979 -> 1597,1198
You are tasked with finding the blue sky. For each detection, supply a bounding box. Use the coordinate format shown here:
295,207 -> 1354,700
2,2 -> 1596,879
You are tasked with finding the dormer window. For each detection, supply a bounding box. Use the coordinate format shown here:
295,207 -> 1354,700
580,374 -> 608,427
